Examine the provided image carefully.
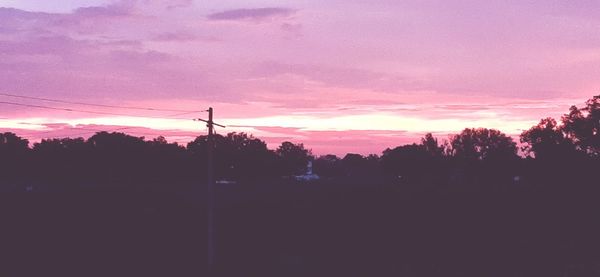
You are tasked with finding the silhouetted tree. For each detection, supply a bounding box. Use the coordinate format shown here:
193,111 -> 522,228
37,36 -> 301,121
187,132 -> 278,181
222,132 -> 278,180
381,144 -> 430,182
0,132 -> 29,150
144,136 -> 188,186
364,154 -> 382,176
313,154 -> 342,177
86,132 -> 147,186
0,132 -> 30,185
448,128 -> 517,161
446,128 -> 519,184
32,137 -> 89,187
561,95 -> 600,157
421,133 -> 444,157
520,117 -> 575,159
275,141 -> 312,175
382,132 -> 450,184
341,153 -> 368,177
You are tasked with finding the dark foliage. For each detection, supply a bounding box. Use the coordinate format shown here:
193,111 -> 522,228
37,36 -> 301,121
0,132 -> 29,186
1,95 -> 600,276
275,141 -> 312,175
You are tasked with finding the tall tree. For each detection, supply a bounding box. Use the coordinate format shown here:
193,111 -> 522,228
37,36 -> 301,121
381,144 -> 430,181
0,132 -> 30,184
561,95 -> 600,156
449,128 -> 517,161
520,117 -> 575,159
223,132 -> 278,180
187,132 -> 277,180
275,141 -> 312,175
0,132 -> 29,151
341,153 -> 368,177
421,133 -> 444,157
86,132 -> 147,185
33,137 -> 88,185
313,154 -> 342,177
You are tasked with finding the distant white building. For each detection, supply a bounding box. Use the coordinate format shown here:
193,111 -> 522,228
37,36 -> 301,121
294,161 -> 320,182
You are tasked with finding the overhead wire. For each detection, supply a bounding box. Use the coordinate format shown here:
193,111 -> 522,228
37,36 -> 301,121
0,93 -> 216,143
0,92 -> 204,114
0,100 -> 197,120
10,124 -> 198,141
15,126 -> 137,137
17,127 -> 193,143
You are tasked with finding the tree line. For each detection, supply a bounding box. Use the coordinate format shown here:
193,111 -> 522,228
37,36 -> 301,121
1,95 -> 600,276
1,95 -> 599,189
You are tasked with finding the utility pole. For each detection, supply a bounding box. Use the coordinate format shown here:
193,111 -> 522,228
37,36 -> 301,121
195,107 -> 225,275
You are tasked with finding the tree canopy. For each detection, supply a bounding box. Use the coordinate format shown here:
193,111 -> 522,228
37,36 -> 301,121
1,94 -> 599,188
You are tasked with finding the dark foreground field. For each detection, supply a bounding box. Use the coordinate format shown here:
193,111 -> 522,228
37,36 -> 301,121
1,179 -> 600,277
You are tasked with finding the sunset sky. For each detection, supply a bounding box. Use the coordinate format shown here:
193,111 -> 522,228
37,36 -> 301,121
0,0 -> 599,155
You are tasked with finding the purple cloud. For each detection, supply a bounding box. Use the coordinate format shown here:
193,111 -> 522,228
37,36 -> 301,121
109,50 -> 172,65
162,0 -> 194,10
252,62 -> 418,92
0,7 -> 53,20
153,32 -> 197,41
0,35 -> 89,56
151,32 -> 220,42
0,8 -> 58,33
73,4 -> 133,17
0,5 -> 134,35
207,8 -> 295,21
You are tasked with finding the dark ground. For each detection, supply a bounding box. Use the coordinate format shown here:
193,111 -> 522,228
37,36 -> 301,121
1,179 -> 600,277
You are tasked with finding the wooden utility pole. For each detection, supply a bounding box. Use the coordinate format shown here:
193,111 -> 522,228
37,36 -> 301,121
207,107 -> 215,271
195,107 -> 224,274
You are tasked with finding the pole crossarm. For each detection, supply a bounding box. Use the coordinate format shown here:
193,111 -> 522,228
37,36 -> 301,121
194,118 -> 226,128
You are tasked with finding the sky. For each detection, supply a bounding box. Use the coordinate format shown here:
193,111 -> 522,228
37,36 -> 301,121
0,0 -> 599,155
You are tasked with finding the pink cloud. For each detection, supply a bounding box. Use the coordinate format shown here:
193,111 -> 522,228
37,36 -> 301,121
153,32 -> 198,41
280,23 -> 303,38
73,4 -> 133,17
0,35 -> 89,55
251,62 -> 417,92
108,50 -> 172,64
207,8 -> 296,21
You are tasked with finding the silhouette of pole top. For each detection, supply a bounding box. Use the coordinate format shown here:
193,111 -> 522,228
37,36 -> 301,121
194,108 -> 226,128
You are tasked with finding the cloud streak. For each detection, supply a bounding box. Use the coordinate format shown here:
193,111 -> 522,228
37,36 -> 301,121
73,4 -> 133,17
207,7 -> 295,21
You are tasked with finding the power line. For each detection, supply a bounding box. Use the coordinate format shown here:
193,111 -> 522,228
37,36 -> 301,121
74,127 -> 172,139
0,101 -> 196,120
16,126 -> 137,136
17,127 -> 197,146
0,92 -> 204,114
32,129 -> 131,140
13,125 -> 198,139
